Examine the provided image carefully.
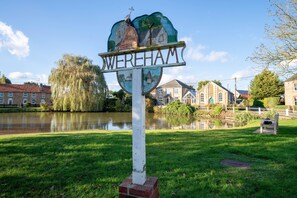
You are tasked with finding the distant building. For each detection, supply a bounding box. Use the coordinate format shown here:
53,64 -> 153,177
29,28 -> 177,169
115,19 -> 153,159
235,90 -> 250,99
0,84 -> 51,106
196,81 -> 234,107
156,79 -> 195,105
284,73 -> 297,107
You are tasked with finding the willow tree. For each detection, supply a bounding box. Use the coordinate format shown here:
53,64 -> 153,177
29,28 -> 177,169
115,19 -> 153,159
49,54 -> 108,112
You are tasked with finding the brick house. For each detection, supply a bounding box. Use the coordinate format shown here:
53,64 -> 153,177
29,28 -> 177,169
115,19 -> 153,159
196,81 -> 234,107
156,79 -> 196,105
284,74 -> 297,107
0,84 -> 51,106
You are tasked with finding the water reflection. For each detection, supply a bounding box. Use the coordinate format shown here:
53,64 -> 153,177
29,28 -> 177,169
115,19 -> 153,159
0,112 -> 235,135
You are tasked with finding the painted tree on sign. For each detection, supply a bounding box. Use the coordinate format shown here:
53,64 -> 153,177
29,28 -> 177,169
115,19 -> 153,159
250,69 -> 284,99
49,54 -> 108,112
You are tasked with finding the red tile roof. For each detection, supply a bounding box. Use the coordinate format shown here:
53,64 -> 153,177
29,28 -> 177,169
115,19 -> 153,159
0,84 -> 51,93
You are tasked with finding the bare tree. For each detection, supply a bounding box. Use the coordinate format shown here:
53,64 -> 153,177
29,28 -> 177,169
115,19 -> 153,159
249,0 -> 297,76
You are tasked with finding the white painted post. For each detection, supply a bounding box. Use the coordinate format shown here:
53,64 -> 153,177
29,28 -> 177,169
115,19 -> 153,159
258,107 -> 261,115
246,107 -> 248,113
232,105 -> 235,113
132,68 -> 146,185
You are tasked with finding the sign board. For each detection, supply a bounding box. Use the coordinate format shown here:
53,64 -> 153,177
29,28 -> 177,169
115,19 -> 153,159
99,12 -> 186,94
98,11 -> 186,185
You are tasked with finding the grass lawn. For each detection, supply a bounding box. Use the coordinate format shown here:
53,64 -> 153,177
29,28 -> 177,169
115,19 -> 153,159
0,119 -> 296,197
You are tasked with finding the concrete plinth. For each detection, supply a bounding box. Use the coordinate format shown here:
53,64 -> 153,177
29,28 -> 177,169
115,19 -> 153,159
119,176 -> 159,198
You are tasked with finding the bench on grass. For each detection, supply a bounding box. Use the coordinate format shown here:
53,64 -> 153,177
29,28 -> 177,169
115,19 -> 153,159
260,113 -> 279,134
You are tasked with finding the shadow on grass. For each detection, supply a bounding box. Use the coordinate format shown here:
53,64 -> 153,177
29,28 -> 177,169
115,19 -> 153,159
0,125 -> 296,197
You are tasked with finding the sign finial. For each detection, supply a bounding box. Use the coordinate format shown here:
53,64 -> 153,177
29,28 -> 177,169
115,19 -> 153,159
129,6 -> 134,15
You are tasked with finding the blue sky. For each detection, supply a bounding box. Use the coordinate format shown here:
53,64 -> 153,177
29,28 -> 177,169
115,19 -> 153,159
0,0 -> 273,91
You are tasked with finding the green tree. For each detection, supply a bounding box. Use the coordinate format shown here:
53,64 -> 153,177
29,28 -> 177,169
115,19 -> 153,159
0,74 -> 11,84
48,54 -> 108,112
197,80 -> 221,90
250,69 -> 284,99
24,81 -> 39,85
249,0 -> 297,75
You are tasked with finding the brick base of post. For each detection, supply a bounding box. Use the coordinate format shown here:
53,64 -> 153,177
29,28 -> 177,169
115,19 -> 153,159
119,176 -> 159,198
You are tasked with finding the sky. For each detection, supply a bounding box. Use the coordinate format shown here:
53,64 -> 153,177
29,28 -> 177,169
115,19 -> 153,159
0,0 -> 274,91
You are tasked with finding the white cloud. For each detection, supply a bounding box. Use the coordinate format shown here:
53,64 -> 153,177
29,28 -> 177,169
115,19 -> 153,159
179,36 -> 192,44
159,67 -> 196,88
0,21 -> 30,57
186,45 -> 229,63
36,74 -> 48,84
8,72 -> 49,84
8,72 -> 33,79
231,68 -> 254,79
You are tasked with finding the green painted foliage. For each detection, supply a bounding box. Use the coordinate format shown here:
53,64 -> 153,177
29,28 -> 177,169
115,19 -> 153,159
48,54 -> 108,112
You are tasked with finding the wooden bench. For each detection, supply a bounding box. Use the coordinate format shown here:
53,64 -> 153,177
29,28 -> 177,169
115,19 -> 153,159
260,113 -> 279,134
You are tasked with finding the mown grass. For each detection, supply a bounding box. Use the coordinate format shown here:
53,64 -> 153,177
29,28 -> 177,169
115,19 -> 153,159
0,119 -> 296,197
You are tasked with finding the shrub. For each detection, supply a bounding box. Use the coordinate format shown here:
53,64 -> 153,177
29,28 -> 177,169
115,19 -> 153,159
263,109 -> 277,119
40,102 -> 50,111
213,105 -> 223,116
253,99 -> 264,107
164,100 -> 195,115
153,106 -> 162,114
235,112 -> 259,124
263,97 -> 280,108
25,102 -> 31,107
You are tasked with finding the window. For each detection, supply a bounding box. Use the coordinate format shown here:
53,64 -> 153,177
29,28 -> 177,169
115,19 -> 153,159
32,99 -> 36,104
41,99 -> 46,104
23,93 -> 28,97
294,83 -> 297,91
218,93 -> 223,102
8,92 -> 13,97
0,92 -> 3,97
42,93 -> 46,98
23,99 -> 27,104
295,97 -> 297,105
174,88 -> 179,94
0,98 -> 3,104
200,93 -> 204,103
32,93 -> 36,98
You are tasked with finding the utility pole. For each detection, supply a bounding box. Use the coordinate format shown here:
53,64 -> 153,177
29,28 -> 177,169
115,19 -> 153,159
234,77 -> 237,104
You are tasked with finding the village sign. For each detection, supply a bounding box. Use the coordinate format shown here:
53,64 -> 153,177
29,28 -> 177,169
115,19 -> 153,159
99,11 -> 186,186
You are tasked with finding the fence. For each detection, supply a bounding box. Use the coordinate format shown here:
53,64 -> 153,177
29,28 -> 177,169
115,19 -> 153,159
196,106 -> 297,118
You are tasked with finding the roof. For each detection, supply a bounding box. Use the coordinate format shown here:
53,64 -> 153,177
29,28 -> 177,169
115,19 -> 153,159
237,90 -> 249,95
0,84 -> 51,93
158,79 -> 193,90
285,73 -> 297,82
199,81 -> 234,95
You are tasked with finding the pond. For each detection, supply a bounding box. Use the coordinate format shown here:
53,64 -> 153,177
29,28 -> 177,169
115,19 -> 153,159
0,112 -> 235,135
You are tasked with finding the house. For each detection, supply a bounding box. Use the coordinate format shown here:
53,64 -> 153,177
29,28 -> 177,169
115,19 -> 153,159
156,79 -> 195,105
284,73 -> 297,107
196,81 -> 234,107
235,90 -> 249,99
0,84 -> 51,106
